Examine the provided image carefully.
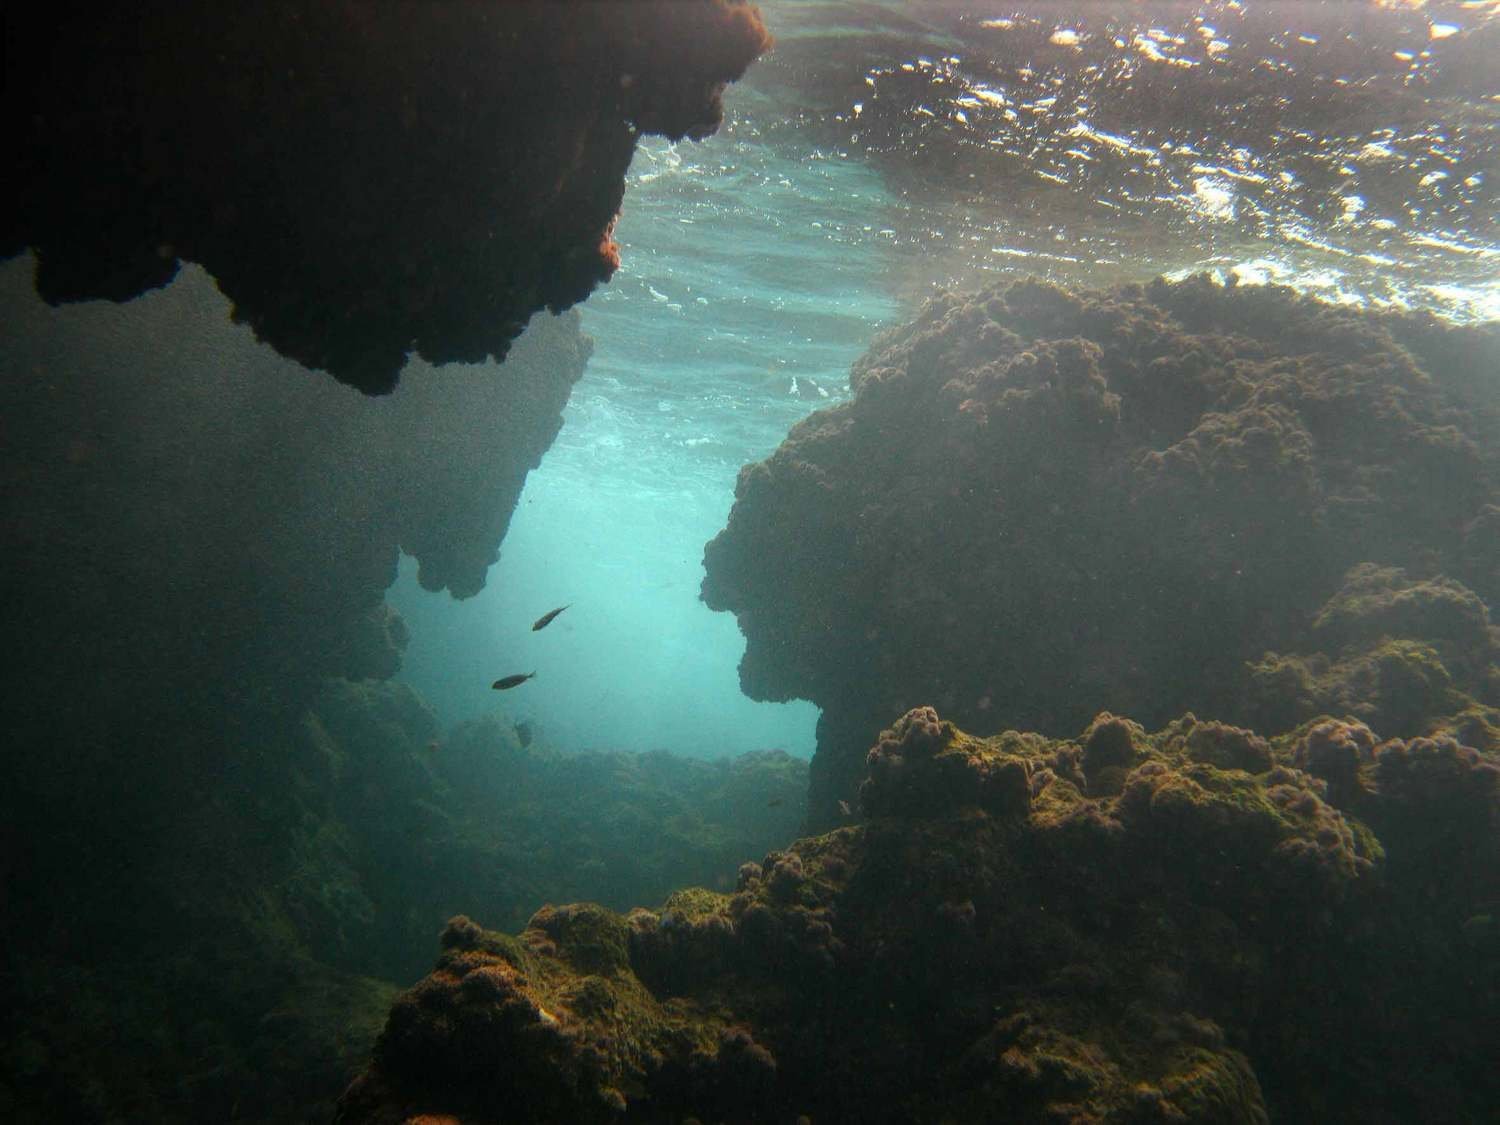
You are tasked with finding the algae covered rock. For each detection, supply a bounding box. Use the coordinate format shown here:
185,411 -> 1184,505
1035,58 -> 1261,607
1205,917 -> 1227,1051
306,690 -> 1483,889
859,705 -> 1033,819
337,913 -> 757,1125
1244,563 -> 1500,753
702,275 -> 1500,827
342,707 -> 1498,1123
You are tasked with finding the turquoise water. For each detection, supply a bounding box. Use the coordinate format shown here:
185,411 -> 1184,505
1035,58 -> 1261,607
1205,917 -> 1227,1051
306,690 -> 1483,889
388,99 -> 898,755
389,0 -> 1499,757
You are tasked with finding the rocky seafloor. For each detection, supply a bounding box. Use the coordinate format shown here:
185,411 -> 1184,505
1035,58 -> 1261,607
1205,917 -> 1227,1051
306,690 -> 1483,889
340,277 -> 1500,1123
337,700 -> 1498,1124
1,678 -> 806,1122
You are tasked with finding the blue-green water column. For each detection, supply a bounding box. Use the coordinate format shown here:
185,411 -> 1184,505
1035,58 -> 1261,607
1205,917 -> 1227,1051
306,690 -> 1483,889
389,115 -> 897,758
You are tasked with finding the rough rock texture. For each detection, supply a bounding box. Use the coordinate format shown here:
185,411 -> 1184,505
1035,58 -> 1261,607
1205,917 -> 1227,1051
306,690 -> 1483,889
2,5 -> 778,1118
340,707 -> 1499,1124
702,275 -> 1500,826
3,1 -> 771,393
1245,564 -> 1500,742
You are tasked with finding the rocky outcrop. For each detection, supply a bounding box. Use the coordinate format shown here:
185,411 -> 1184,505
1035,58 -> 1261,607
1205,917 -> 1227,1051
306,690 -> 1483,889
0,259 -> 589,746
0,257 -> 570,1120
1,6 -> 775,1118
340,707 -> 1499,1123
0,675 -> 807,1122
1245,564 -> 1500,741
702,275 -> 1500,826
3,1 -> 771,393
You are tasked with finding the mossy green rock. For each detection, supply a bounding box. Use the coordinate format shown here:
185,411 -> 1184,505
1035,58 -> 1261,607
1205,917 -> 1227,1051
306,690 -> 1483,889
342,707 -> 1499,1123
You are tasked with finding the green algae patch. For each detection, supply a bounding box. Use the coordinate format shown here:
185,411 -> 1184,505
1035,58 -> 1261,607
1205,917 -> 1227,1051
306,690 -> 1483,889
356,912 -> 735,1124
659,886 -> 730,921
1435,703 -> 1500,754
523,902 -> 631,977
1081,713 -> 1146,796
990,1022 -> 1121,1104
933,1008 -> 1269,1125
1312,565 -> 1493,654
861,707 -> 1033,820
1029,774 -> 1090,825
1247,565 -> 1499,742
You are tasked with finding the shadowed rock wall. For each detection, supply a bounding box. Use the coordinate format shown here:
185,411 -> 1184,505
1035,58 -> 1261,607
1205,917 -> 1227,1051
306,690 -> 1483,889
0,257 -> 589,1120
0,673 -> 808,1122
702,276 -> 1500,827
0,258 -> 588,741
0,5 -> 780,1118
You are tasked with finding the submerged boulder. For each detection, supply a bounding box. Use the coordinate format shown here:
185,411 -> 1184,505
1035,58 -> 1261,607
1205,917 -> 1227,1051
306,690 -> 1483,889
341,708 -> 1499,1123
701,275 -> 1500,827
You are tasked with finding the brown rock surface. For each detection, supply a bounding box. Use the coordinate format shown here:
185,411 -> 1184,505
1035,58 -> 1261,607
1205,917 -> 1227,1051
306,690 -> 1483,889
702,276 -> 1500,826
340,707 -> 1500,1123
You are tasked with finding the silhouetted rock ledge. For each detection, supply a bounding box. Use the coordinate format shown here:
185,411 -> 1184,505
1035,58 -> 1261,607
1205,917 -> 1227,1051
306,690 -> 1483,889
337,707 -> 1500,1124
701,274 -> 1500,828
3,1 -> 772,393
1,266 -> 592,1125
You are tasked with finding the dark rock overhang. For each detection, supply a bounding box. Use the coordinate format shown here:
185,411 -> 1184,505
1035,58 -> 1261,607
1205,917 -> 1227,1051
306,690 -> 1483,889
3,1 -> 772,393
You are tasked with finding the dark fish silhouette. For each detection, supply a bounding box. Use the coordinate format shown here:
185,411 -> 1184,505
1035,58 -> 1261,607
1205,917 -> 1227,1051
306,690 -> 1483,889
531,605 -> 570,631
492,672 -> 536,690
768,796 -> 785,807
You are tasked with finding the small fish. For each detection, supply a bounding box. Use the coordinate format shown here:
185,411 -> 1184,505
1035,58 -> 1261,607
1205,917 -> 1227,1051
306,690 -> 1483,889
531,605 -> 570,632
768,796 -> 785,807
426,739 -> 440,753
838,799 -> 853,817
492,672 -> 536,690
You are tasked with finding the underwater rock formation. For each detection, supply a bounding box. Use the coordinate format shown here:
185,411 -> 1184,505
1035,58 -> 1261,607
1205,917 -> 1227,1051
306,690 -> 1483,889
0,260 -> 589,738
0,258 -> 584,1119
3,1 -> 771,393
0,676 -> 807,1122
702,275 -> 1500,827
1244,563 -> 1500,743
1,7 -> 772,1113
300,682 -> 810,984
341,707 -> 1500,1123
